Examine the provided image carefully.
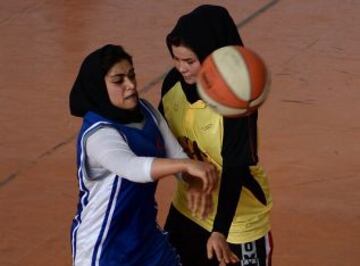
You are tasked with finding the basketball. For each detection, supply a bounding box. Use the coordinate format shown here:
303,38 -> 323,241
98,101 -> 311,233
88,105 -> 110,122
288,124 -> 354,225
196,45 -> 270,117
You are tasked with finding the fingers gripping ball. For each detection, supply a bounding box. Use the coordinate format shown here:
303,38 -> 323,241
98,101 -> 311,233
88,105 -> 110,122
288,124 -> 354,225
196,45 -> 270,117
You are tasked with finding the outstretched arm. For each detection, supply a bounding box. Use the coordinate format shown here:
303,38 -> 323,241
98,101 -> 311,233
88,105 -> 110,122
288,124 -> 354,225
151,158 -> 217,193
207,112 -> 259,264
86,125 -> 217,192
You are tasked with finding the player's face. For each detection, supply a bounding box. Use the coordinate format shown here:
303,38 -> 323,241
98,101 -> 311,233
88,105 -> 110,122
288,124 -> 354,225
104,59 -> 139,110
171,45 -> 201,84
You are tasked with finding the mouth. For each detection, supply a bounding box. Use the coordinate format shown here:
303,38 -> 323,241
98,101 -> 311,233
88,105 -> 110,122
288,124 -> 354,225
124,93 -> 138,100
183,76 -> 195,82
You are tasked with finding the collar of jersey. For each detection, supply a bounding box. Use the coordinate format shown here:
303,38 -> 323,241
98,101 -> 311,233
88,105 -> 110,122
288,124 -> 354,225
190,100 -> 207,109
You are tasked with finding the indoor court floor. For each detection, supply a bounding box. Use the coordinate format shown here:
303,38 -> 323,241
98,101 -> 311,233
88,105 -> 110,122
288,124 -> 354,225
0,0 -> 359,265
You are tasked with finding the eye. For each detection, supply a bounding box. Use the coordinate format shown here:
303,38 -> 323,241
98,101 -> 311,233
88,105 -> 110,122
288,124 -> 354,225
128,71 -> 136,80
173,58 -> 181,64
113,77 -> 125,84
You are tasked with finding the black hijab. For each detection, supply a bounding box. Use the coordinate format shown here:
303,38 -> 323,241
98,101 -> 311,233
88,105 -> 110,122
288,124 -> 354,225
69,44 -> 143,123
166,5 -> 244,103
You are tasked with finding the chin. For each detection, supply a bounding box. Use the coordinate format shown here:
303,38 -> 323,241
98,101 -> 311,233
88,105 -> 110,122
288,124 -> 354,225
115,99 -> 138,110
128,105 -> 138,111
128,98 -> 139,110
184,77 -> 196,85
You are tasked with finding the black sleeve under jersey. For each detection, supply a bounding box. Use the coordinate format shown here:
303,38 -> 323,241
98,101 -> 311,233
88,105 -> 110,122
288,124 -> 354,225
158,95 -> 165,116
158,68 -> 179,116
212,111 -> 259,237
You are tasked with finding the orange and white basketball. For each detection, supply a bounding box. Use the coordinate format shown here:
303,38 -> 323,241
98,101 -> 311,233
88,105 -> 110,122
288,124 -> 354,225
196,45 -> 270,117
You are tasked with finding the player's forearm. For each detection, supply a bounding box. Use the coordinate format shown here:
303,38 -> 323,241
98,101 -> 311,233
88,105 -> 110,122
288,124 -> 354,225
212,164 -> 244,237
151,158 -> 190,180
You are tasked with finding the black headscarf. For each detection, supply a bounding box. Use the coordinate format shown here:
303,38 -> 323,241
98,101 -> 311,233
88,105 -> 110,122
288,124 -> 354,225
166,5 -> 244,103
69,44 -> 143,123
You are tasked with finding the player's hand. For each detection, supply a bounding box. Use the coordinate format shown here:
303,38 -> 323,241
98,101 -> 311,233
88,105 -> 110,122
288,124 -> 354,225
207,232 -> 239,265
185,179 -> 213,219
183,159 -> 218,194
219,261 -> 226,266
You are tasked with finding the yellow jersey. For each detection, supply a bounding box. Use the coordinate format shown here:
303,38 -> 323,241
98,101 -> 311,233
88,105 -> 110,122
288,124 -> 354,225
161,81 -> 272,244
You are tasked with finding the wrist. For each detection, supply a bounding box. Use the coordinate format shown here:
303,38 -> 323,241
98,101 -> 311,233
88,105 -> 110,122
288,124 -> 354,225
211,231 -> 225,237
212,224 -> 230,238
179,158 -> 191,173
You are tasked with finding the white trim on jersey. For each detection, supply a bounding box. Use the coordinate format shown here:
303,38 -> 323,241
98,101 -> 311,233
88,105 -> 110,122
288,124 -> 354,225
93,177 -> 122,266
265,232 -> 273,266
72,121 -> 118,266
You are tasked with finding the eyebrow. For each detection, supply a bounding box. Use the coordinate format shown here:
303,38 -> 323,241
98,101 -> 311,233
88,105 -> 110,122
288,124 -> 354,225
173,55 -> 194,61
109,68 -> 135,78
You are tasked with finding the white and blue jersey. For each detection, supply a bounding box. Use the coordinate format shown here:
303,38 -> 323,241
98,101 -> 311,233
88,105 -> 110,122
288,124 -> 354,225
71,101 -> 180,266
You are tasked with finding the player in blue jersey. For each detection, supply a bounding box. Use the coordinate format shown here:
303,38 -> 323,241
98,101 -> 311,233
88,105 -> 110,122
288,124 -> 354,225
69,44 -> 218,266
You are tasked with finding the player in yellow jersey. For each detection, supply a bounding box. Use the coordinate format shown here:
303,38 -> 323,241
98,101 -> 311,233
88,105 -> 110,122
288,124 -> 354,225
159,5 -> 273,266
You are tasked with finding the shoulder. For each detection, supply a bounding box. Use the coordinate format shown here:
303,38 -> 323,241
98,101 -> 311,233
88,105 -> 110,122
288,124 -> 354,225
140,99 -> 162,125
140,99 -> 157,115
223,110 -> 258,128
84,125 -> 126,155
86,125 -> 122,142
161,68 -> 182,97
80,113 -> 114,138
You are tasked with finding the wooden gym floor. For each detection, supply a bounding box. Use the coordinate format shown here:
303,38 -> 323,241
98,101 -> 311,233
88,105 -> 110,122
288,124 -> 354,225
0,1 -> 359,265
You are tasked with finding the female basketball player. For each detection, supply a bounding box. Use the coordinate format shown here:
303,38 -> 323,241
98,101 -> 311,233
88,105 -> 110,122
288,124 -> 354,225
159,5 -> 273,266
69,44 -> 217,266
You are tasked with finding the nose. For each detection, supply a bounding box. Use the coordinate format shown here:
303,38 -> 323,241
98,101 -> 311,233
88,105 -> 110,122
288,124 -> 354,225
177,61 -> 188,74
124,76 -> 136,90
